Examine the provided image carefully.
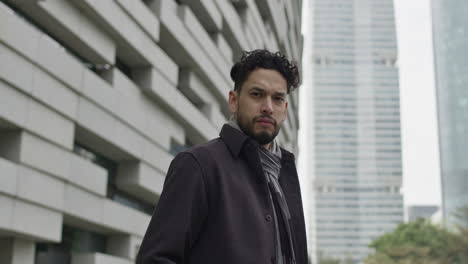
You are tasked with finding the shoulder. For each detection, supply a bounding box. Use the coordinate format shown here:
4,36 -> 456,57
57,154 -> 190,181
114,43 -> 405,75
180,138 -> 229,164
166,139 -> 226,184
280,147 -> 296,162
169,138 -> 230,184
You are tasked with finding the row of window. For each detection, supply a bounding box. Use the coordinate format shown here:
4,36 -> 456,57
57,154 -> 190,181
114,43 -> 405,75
316,203 -> 403,209
316,164 -> 401,170
315,104 -> 358,110
316,218 -> 402,224
315,37 -> 396,45
315,107 -> 400,114
318,235 -> 363,240
316,162 -> 401,168
314,120 -> 400,125
315,132 -> 401,140
315,157 -> 402,163
0,9 -> 160,263
36,225 -> 108,264
317,242 -> 376,248
316,119 -> 400,125
2,0 -> 210,217
0,1 -> 111,78
315,68 -> 398,75
314,83 -> 398,89
316,186 -> 400,193
317,211 -> 403,216
73,143 -> 156,215
314,44 -> 397,50
315,126 -> 401,133
315,171 -> 402,176
314,58 -> 396,66
315,97 -> 399,102
315,145 -> 400,152
316,153 -> 402,159
317,226 -> 394,236
315,137 -> 401,146
316,196 -> 403,201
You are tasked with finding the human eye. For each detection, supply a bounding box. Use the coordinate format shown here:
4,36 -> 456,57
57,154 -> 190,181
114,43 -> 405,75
250,90 -> 261,98
274,95 -> 285,103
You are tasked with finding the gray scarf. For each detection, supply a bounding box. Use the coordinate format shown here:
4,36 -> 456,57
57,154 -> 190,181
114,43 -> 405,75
227,121 -> 296,264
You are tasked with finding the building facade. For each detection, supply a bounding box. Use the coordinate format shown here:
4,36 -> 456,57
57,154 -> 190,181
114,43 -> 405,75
304,0 -> 403,262
0,0 -> 302,263
431,0 -> 468,228
407,205 -> 439,222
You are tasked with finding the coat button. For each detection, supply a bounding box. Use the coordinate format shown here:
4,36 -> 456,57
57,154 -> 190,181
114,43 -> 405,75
265,214 -> 272,222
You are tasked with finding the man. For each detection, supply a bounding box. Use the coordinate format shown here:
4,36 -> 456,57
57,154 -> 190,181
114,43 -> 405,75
136,49 -> 307,264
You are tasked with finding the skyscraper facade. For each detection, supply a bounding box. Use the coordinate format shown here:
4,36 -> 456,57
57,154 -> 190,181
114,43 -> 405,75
0,0 -> 302,263
305,0 -> 403,262
431,0 -> 468,227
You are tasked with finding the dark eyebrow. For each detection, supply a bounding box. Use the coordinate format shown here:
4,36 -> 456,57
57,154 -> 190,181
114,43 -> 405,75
274,92 -> 286,97
249,87 -> 265,93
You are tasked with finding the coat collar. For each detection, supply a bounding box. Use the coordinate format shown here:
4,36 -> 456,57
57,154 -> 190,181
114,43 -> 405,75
219,124 -> 296,163
219,124 -> 250,158
280,149 -> 295,163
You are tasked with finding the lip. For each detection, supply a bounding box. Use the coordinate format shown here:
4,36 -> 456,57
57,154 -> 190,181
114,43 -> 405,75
256,117 -> 274,126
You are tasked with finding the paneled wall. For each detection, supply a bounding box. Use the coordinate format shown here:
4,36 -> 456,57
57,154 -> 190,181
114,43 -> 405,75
0,0 -> 302,263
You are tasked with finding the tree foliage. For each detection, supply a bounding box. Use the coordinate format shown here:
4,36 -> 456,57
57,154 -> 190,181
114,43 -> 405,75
365,207 -> 468,264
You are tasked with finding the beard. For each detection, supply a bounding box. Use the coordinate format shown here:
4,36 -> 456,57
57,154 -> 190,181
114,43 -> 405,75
236,113 -> 280,145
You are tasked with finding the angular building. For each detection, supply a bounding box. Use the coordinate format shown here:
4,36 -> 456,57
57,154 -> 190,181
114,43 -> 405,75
0,0 -> 302,263
304,0 -> 403,262
431,0 -> 468,228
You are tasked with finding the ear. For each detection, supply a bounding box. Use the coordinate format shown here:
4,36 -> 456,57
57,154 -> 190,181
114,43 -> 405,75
282,101 -> 288,122
228,90 -> 239,115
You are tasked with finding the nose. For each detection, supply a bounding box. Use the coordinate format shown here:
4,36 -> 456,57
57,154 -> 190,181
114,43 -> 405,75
260,97 -> 273,115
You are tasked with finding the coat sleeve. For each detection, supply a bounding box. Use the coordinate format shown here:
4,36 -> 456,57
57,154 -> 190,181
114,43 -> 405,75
136,152 -> 208,264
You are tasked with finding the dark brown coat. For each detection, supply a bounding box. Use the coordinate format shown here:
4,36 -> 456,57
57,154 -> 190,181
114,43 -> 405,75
136,125 -> 307,264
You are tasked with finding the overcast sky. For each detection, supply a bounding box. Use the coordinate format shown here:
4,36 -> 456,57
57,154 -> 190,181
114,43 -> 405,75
394,0 -> 441,206
298,0 -> 441,207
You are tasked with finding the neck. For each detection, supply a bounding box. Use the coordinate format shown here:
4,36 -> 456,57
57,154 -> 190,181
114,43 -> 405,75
262,143 -> 271,150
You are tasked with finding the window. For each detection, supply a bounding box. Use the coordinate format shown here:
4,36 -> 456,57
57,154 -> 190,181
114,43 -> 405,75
35,225 -> 107,264
73,143 -> 155,215
115,58 -> 132,79
1,1 -> 111,81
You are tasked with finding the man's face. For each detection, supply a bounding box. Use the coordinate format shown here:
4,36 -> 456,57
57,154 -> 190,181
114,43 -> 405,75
228,68 -> 288,146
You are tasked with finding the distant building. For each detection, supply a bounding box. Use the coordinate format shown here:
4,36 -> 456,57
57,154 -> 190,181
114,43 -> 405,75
407,205 -> 439,222
304,0 -> 404,263
0,0 -> 302,263
430,209 -> 443,225
431,0 -> 468,228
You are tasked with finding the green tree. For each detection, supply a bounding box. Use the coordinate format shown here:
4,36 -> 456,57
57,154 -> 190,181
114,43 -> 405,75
452,206 -> 468,263
364,215 -> 468,264
371,219 -> 456,257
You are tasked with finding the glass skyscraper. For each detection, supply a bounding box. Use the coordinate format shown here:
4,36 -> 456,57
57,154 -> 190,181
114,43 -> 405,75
304,0 -> 404,262
432,0 -> 468,227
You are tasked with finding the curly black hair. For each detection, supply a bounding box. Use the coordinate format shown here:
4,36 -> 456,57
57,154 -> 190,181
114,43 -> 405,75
230,49 -> 300,93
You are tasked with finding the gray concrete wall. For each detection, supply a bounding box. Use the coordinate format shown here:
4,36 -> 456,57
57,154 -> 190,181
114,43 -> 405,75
0,0 -> 302,263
